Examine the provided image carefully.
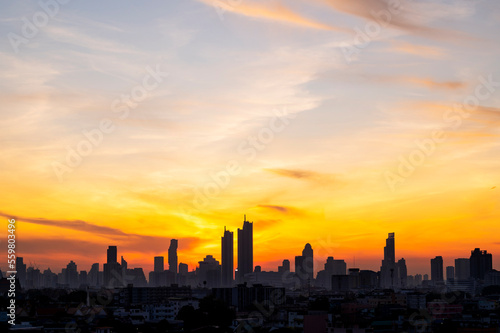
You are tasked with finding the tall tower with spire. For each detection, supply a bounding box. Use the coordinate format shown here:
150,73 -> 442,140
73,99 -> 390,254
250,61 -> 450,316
237,215 -> 253,283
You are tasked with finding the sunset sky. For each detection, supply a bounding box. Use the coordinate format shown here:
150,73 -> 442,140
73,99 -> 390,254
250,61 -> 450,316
1,0 -> 500,276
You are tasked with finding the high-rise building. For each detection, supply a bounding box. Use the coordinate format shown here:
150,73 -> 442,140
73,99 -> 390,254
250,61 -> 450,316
197,255 -> 221,288
168,239 -> 178,274
178,262 -> 188,286
154,256 -> 164,272
107,246 -> 117,264
104,246 -> 121,288
380,233 -> 398,289
431,256 -> 444,283
16,257 -> 27,289
237,215 -> 253,282
278,259 -> 291,273
455,258 -> 470,281
179,263 -> 188,275
397,258 -> 407,287
446,266 -> 455,281
79,271 -> 88,286
221,227 -> 234,287
65,260 -> 79,288
295,243 -> 314,287
121,256 -> 127,271
88,263 -> 100,287
316,257 -> 346,289
470,248 -> 493,280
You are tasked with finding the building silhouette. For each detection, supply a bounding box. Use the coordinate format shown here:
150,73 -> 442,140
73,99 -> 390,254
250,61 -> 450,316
380,233 -> 397,289
455,258 -> 470,281
295,243 -> 314,287
431,256 -> 444,283
65,260 -> 79,288
446,266 -> 455,282
107,246 -> 117,263
470,248 -> 493,280
88,263 -> 100,287
197,255 -> 221,288
221,227 -> 234,287
397,258 -> 408,288
16,257 -> 27,289
169,239 -> 178,274
315,257 -> 347,289
154,256 -> 164,272
278,259 -> 290,273
237,215 -> 253,282
178,262 -> 188,285
103,245 -> 121,288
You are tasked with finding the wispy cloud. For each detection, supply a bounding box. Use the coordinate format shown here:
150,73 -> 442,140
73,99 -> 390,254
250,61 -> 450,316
388,40 -> 446,59
196,0 -> 347,32
257,204 -> 289,213
0,211 -> 201,253
265,168 -> 338,184
0,211 -> 128,236
313,0 -> 477,42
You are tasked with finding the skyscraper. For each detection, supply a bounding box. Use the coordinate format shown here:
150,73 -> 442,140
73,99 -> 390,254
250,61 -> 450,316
104,245 -> 121,287
65,260 -> 79,288
446,266 -> 455,281
278,259 -> 291,273
16,257 -> 26,289
295,243 -> 314,287
107,246 -> 117,264
88,263 -> 100,287
168,239 -> 178,274
302,243 -> 314,282
237,215 -> 253,282
431,256 -> 444,283
179,263 -> 188,275
470,248 -> 493,279
397,258 -> 407,288
380,233 -> 397,289
221,227 -> 234,287
154,256 -> 164,272
455,258 -> 470,281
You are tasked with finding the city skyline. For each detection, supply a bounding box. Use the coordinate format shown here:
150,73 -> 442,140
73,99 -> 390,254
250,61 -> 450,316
2,223 -> 497,279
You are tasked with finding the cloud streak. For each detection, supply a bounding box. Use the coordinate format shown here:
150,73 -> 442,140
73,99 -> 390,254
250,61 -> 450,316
314,0 -> 477,42
197,0 -> 347,32
257,204 -> 289,213
265,168 -> 338,184
0,211 -> 201,253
